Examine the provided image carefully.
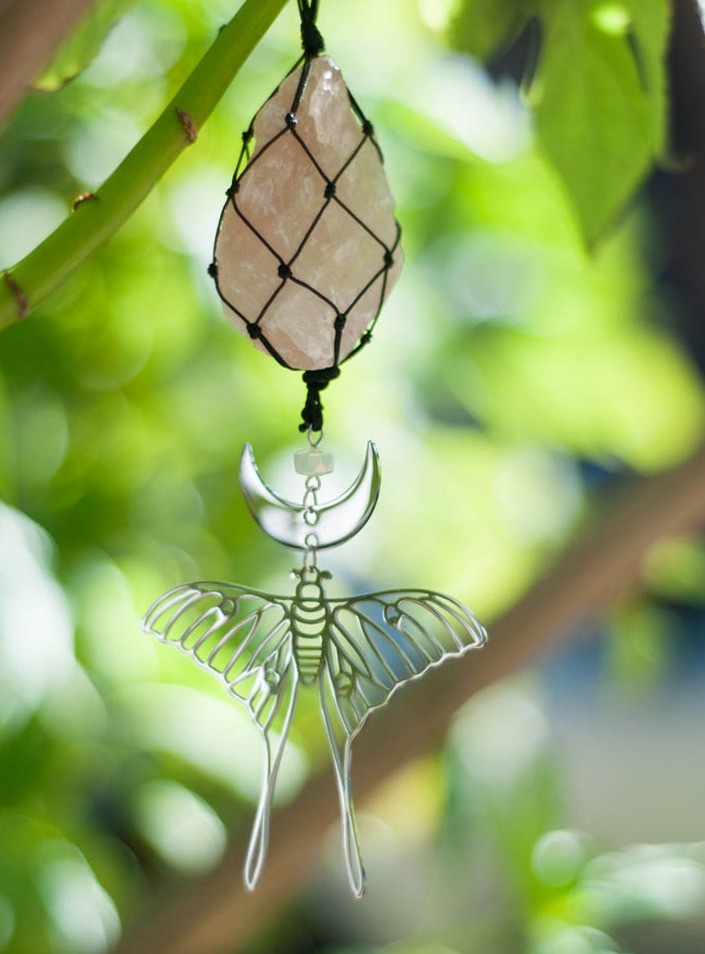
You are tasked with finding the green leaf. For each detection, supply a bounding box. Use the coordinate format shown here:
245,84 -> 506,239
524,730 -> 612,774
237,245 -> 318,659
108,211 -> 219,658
34,0 -> 138,93
624,0 -> 670,148
451,0 -> 529,60
533,0 -> 670,246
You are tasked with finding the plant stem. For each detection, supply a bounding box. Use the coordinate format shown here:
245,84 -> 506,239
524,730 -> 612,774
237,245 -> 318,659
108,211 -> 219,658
0,0 -> 290,331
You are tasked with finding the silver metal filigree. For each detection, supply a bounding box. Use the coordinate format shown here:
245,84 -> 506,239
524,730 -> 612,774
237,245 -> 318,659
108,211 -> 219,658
143,440 -> 486,896
142,564 -> 486,897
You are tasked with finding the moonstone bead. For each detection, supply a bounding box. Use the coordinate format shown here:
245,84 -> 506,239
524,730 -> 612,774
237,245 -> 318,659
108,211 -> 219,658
294,447 -> 334,476
214,55 -> 402,371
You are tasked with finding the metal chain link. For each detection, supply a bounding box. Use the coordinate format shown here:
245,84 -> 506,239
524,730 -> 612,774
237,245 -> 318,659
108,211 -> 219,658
301,463 -> 321,575
302,474 -> 321,526
301,531 -> 319,576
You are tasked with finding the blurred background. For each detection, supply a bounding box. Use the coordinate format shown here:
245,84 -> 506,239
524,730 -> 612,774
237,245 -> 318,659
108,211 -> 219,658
1,0 -> 705,951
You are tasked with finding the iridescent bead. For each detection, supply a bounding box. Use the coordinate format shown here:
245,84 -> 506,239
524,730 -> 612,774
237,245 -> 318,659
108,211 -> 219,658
295,448 -> 334,476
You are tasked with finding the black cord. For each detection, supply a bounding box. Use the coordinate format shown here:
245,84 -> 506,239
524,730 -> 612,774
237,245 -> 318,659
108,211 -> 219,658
299,366 -> 340,432
297,0 -> 324,56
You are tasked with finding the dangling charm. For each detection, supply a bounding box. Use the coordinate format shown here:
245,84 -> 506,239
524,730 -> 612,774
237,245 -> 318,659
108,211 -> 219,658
143,0 -> 486,899
144,437 -> 486,898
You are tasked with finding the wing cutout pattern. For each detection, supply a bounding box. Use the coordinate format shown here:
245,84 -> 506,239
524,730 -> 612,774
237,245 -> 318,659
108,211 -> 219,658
143,581 -> 486,897
318,589 -> 486,896
142,583 -> 298,889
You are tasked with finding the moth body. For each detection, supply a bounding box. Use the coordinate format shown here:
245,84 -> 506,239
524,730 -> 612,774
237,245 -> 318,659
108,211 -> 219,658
291,577 -> 329,684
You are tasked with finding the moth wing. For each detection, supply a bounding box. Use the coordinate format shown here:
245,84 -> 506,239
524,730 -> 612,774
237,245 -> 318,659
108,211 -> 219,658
317,589 -> 485,897
143,581 -> 293,704
143,582 -> 299,889
326,589 -> 486,738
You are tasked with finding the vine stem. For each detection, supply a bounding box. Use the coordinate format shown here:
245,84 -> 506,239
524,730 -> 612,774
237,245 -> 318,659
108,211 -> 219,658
0,0 -> 290,331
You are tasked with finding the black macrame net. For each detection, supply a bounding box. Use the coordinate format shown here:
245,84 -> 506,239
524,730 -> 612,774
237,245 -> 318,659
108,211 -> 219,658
209,0 -> 402,433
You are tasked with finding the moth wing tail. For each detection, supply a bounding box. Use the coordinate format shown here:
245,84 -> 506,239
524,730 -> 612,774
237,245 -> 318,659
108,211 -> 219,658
243,655 -> 300,891
318,668 -> 366,898
340,737 -> 365,899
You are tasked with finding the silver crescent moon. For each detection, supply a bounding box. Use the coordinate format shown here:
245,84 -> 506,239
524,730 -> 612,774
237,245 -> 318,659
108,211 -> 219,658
239,442 -> 381,550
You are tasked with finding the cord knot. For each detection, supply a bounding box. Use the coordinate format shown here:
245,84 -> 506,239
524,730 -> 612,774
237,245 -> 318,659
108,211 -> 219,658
298,0 -> 324,56
299,366 -> 340,433
300,19 -> 324,56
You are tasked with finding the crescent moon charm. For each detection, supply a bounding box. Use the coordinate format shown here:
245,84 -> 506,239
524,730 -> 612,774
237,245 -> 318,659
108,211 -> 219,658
239,441 -> 381,550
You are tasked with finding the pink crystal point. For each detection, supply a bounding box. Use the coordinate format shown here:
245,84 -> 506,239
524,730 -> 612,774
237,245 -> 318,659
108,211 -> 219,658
214,55 -> 402,371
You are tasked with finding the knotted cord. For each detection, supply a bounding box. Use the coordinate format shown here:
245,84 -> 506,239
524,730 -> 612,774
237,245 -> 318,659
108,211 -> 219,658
298,0 -> 325,56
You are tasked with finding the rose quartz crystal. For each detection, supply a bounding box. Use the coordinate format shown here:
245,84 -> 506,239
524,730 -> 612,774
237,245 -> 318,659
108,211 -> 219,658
214,55 -> 402,371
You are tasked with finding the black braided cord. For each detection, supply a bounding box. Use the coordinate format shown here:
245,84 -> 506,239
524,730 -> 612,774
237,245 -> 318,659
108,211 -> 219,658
209,3 -> 402,432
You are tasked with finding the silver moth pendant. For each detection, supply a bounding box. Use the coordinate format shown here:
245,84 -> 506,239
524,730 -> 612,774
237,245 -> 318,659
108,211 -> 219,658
143,441 -> 487,898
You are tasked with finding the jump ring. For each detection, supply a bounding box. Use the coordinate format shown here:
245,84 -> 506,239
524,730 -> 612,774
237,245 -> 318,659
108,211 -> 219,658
308,426 -> 324,448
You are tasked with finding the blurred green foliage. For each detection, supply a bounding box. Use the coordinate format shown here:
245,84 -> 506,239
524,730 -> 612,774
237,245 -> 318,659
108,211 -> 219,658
34,0 -> 140,93
451,0 -> 670,245
1,0 -> 704,951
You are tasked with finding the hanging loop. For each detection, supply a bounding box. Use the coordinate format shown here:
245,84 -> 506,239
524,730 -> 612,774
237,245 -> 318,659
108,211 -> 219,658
297,0 -> 325,56
302,536 -> 319,575
307,426 -> 324,448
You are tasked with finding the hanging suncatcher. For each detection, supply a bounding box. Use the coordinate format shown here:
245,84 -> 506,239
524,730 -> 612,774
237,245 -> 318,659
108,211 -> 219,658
143,0 -> 487,899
